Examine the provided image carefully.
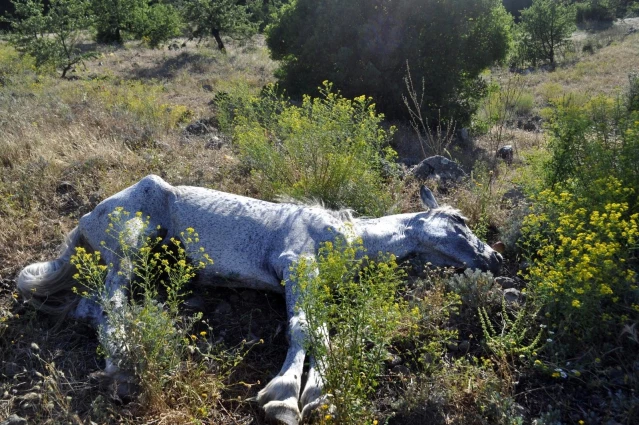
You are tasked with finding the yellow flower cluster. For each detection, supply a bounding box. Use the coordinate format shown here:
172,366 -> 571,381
522,178 -> 638,331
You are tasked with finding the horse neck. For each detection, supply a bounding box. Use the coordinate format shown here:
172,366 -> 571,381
353,213 -> 418,260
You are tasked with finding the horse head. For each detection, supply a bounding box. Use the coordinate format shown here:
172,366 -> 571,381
410,186 -> 502,274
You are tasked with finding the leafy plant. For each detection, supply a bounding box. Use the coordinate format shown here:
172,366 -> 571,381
479,301 -> 543,361
232,82 -> 400,216
136,3 -> 183,48
70,209 -> 245,415
292,237 -> 412,424
5,0 -> 96,77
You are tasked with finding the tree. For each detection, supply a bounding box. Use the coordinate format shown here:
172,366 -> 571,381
6,0 -> 96,77
266,0 -> 512,125
91,0 -> 182,46
91,0 -> 147,44
180,0 -> 257,51
519,0 -> 576,66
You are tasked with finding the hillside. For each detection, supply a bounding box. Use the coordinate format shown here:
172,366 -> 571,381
1,23 -> 638,425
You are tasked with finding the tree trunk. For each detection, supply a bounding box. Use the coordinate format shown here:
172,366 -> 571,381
212,28 -> 225,51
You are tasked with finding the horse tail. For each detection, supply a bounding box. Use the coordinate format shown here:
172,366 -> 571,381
17,227 -> 85,315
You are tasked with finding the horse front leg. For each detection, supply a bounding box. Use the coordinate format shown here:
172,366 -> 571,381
257,283 -> 306,424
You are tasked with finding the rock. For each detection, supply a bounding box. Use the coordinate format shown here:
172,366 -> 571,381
497,145 -> 514,164
459,127 -> 470,145
458,340 -> 470,352
214,301 -> 232,315
391,365 -> 411,376
410,155 -> 466,185
185,120 -> 211,136
495,276 -> 517,290
205,136 -> 225,150
502,187 -> 526,207
0,414 -> 27,425
503,288 -> 525,305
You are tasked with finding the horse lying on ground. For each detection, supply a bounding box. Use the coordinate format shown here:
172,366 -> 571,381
17,175 -> 502,424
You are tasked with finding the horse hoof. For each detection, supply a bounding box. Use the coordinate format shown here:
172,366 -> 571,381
301,394 -> 333,422
263,400 -> 301,425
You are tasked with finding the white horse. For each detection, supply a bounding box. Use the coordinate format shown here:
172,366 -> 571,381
17,174 -> 502,424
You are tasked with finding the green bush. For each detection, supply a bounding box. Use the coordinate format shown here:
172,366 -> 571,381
231,83 -> 400,216
575,0 -> 616,23
520,79 -> 639,358
520,179 -> 638,351
266,0 -> 512,125
70,209 -> 246,417
91,0 -> 146,44
292,237 -> 412,424
136,3 -> 183,48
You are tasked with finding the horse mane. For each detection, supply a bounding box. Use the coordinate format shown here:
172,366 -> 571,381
432,205 -> 468,222
275,195 -> 355,222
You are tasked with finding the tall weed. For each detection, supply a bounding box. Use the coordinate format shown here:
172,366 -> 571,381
292,237 -> 412,424
70,209 -> 245,418
230,82 -> 400,216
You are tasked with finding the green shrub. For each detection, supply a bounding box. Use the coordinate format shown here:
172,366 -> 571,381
0,43 -> 36,86
231,82 -> 400,216
520,78 -> 639,362
91,0 -> 146,44
520,180 -> 638,350
70,209 -> 246,416
136,3 -> 183,48
266,0 -> 512,125
575,0 -> 616,23
292,237 -> 412,424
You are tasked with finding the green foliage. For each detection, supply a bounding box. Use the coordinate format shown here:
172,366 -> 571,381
70,209 -> 246,415
479,301 -> 543,361
0,43 -> 36,87
520,180 -> 638,349
575,0 -> 616,23
136,3 -> 183,48
292,237 -> 411,424
92,0 -> 182,46
6,0 -> 96,77
180,0 -> 258,50
519,0 -> 576,66
520,82 -> 639,357
544,93 -> 639,202
91,0 -> 146,44
266,0 -> 512,125
231,82 -> 400,216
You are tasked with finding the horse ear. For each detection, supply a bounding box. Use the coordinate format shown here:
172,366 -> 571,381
419,186 -> 439,210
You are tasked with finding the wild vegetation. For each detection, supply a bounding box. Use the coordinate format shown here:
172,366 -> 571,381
0,1 -> 638,424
